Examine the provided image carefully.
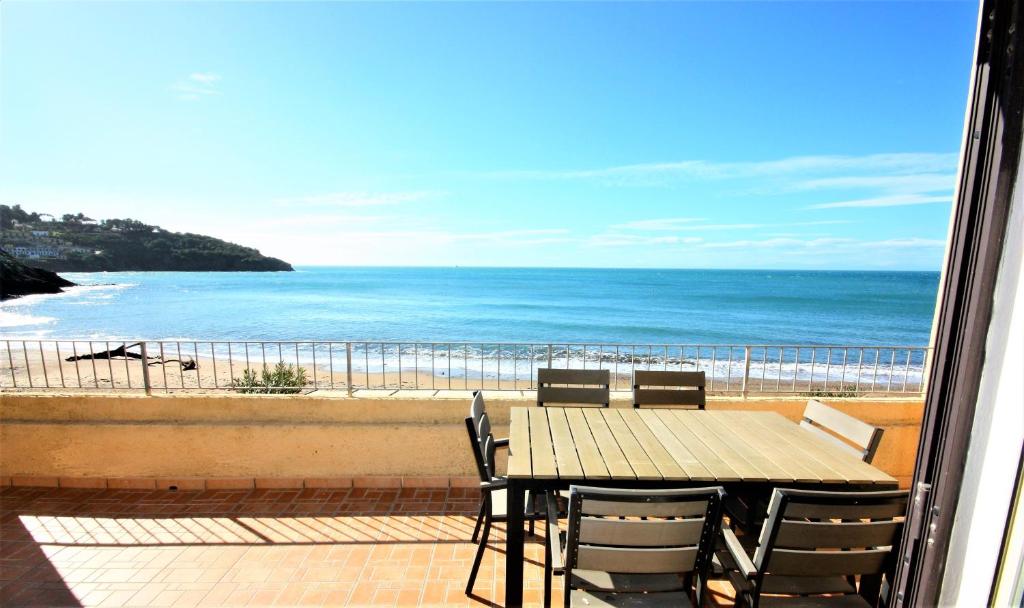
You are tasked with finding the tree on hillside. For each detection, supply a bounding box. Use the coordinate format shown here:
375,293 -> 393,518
1,204 -> 40,228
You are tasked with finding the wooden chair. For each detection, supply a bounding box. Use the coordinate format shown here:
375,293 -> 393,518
537,368 -> 610,408
719,488 -> 909,608
467,391 -> 508,545
464,394 -> 543,596
544,485 -> 725,608
727,401 -> 885,532
633,370 -> 706,409
801,399 -> 884,464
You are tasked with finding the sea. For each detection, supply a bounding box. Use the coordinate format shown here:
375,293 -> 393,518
0,266 -> 939,345
0,267 -> 940,387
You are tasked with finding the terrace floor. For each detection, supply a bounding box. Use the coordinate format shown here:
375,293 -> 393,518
1,486 -> 741,607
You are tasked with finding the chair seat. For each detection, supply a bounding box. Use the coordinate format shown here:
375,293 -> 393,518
491,489 -> 508,518
487,488 -> 548,521
761,576 -> 857,596
725,570 -> 856,597
570,589 -> 693,608
571,570 -> 686,593
758,594 -> 872,608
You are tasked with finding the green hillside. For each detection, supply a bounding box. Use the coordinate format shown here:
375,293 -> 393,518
1,205 -> 293,272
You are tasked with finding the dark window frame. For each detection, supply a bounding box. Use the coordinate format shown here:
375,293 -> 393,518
892,0 -> 1023,604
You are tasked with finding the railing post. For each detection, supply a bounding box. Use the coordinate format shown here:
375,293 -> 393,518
741,346 -> 752,399
547,344 -> 553,369
345,342 -> 353,398
140,342 -> 152,396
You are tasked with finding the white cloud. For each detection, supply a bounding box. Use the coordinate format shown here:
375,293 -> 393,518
235,214 -> 390,230
808,194 -> 951,209
612,218 -> 854,232
359,228 -> 570,244
860,237 -> 949,248
468,152 -> 959,184
611,218 -> 704,231
273,191 -> 442,207
464,228 -> 569,241
699,236 -> 946,250
465,152 -> 957,216
793,173 -> 954,194
189,72 -> 220,85
589,234 -> 703,247
172,72 -> 221,101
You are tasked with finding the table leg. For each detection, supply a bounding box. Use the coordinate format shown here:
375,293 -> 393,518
504,479 -> 525,608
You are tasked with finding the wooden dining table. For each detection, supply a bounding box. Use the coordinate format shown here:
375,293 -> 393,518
502,407 -> 898,607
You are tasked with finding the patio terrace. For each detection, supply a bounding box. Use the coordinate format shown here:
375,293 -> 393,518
0,485 -> 740,607
0,485 -> 527,607
0,392 -> 922,606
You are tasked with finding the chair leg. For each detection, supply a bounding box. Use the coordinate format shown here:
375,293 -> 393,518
733,590 -> 747,608
527,490 -> 536,536
471,500 -> 485,544
465,512 -> 491,595
543,525 -> 553,608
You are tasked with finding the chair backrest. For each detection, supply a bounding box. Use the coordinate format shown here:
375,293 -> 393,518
537,368 -> 610,408
465,392 -> 496,483
471,391 -> 495,443
633,370 -> 706,409
564,486 -> 725,604
801,399 -> 884,463
481,434 -> 496,480
470,390 -> 486,430
752,488 -> 909,602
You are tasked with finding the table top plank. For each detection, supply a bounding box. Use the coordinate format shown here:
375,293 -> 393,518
714,411 -> 827,483
635,409 -> 714,481
527,408 -> 559,479
680,412 -> 767,482
661,410 -> 742,482
548,408 -> 585,479
694,411 -> 796,482
581,409 -> 636,479
747,412 -> 896,484
600,409 -> 663,480
618,410 -> 688,480
565,409 -> 611,480
740,412 -> 863,483
507,407 -> 533,478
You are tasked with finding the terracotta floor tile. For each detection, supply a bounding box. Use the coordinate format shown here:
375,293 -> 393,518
270,582 -> 308,606
346,581 -> 378,605
0,486 -> 744,607
244,587 -> 278,605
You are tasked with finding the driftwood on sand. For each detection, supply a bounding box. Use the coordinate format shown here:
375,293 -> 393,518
64,342 -> 197,371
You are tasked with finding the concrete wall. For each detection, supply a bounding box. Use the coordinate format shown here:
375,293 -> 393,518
0,392 -> 923,489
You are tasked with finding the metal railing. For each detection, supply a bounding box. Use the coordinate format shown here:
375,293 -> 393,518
0,339 -> 931,397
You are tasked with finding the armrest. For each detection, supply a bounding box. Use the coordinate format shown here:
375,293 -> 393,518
480,479 -> 508,491
494,437 -> 509,448
546,492 -> 565,572
721,528 -> 758,579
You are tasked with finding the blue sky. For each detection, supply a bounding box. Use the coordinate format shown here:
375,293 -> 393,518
0,1 -> 979,269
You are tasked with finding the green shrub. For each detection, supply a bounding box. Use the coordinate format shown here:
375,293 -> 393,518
802,384 -> 859,398
232,362 -> 308,394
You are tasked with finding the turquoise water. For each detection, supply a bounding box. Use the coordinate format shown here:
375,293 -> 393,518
0,267 -> 939,346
